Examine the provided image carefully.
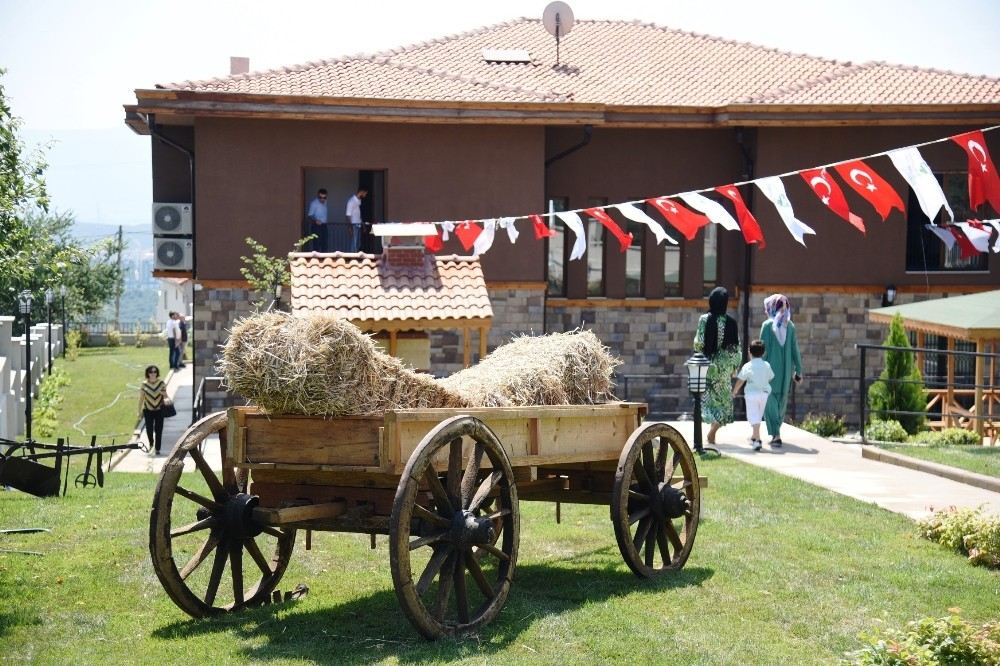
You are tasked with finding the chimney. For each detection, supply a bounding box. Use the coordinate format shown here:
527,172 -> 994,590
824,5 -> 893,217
384,236 -> 428,268
230,56 -> 250,76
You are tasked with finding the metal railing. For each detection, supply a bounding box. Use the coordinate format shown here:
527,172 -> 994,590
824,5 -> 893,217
193,376 -> 225,423
856,342 -> 999,441
77,320 -> 161,335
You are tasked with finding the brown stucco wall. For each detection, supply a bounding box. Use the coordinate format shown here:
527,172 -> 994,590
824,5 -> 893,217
191,118 -> 544,281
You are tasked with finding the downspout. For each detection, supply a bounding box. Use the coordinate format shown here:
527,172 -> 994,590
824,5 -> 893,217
543,124 -> 593,333
735,127 -> 754,364
146,113 -> 197,413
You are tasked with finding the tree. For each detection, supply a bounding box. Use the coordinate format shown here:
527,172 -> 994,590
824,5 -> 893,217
239,235 -> 313,306
868,313 -> 927,434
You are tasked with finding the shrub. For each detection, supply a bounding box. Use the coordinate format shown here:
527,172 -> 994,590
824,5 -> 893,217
868,313 -> 926,434
134,332 -> 148,348
800,412 -> 848,438
917,506 -> 999,569
865,418 -> 908,443
845,614 -> 1000,665
66,330 -> 83,360
106,329 -> 122,348
910,428 -> 982,447
967,520 -> 1000,568
34,367 -> 70,438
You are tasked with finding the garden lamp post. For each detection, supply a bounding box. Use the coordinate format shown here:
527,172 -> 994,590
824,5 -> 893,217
45,288 -> 53,374
60,285 -> 67,358
684,351 -> 719,456
18,290 -> 33,443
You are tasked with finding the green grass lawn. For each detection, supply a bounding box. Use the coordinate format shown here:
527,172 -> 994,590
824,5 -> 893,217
1,458 -> 997,665
879,443 -> 1000,479
38,345 -> 166,447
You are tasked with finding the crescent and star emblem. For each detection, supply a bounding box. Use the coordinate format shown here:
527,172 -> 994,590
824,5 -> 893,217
968,140 -> 989,173
810,175 -> 832,205
849,168 -> 878,192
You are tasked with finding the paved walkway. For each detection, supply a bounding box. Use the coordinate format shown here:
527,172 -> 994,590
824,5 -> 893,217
110,369 -> 999,521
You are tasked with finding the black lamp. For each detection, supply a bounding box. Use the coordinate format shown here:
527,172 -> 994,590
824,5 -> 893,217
684,351 -> 719,456
18,290 -> 33,443
881,284 -> 897,307
44,288 -> 53,374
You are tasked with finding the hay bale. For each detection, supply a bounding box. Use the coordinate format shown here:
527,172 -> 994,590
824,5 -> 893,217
438,330 -> 619,407
218,311 -> 466,416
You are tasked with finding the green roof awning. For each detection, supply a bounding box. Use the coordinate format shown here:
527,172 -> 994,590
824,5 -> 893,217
868,290 -> 1000,342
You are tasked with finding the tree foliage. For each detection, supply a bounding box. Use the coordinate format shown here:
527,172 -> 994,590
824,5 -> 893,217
868,313 -> 927,434
239,235 -> 313,305
0,69 -> 124,330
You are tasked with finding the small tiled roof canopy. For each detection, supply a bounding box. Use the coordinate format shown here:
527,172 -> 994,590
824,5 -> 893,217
289,251 -> 493,365
869,290 -> 1000,342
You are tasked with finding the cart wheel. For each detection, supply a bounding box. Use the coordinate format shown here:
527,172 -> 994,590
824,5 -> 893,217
390,415 -> 519,639
612,422 -> 700,577
149,411 -> 295,617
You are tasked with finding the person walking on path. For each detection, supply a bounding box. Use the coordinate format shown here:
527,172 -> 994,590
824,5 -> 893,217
165,311 -> 181,370
138,365 -> 166,455
177,315 -> 188,368
732,339 -> 775,451
760,293 -> 803,447
345,187 -> 367,252
693,286 -> 741,445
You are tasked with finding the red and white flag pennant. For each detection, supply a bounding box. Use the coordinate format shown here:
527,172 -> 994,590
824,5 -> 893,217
801,168 -> 865,233
951,130 -> 1000,214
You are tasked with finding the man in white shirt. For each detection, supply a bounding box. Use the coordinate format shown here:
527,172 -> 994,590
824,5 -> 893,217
165,312 -> 182,369
306,188 -> 329,251
345,187 -> 368,252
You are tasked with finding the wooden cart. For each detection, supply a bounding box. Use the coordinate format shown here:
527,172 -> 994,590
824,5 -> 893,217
149,403 -> 701,638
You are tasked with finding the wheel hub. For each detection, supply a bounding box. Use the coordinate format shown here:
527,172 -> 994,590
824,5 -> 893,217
657,483 -> 689,520
449,509 -> 495,549
222,493 -> 263,539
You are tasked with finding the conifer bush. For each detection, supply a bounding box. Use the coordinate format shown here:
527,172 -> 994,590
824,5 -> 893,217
867,313 -> 926,434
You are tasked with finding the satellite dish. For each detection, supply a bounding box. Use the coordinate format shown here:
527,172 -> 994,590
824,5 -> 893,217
542,1 -> 575,37
542,1 -> 574,65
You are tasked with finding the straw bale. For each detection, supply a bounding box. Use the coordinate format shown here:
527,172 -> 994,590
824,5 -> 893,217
438,330 -> 619,407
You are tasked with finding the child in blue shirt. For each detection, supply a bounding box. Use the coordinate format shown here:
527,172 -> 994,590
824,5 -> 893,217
732,339 -> 775,451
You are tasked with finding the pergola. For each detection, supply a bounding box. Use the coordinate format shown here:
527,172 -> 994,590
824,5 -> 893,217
868,290 -> 1000,441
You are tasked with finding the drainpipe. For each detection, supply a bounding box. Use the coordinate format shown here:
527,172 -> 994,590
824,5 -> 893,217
543,124 -> 594,332
735,127 -> 754,365
146,113 -> 197,412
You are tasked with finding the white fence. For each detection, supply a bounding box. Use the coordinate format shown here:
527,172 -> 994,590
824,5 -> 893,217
0,315 -> 63,441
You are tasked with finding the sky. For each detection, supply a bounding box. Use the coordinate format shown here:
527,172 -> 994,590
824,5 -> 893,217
2,0 -> 999,227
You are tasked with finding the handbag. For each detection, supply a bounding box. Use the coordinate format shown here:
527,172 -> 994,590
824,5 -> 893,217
162,398 -> 177,418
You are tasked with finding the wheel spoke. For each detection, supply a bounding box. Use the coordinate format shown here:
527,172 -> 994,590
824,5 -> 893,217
204,541 -> 228,606
423,467 -> 453,514
446,438 -> 463,506
469,471 -> 502,512
664,519 -> 685,552
174,485 -> 221,512
644,523 -> 655,568
244,537 -> 271,575
656,525 -> 672,567
179,533 -> 221,581
170,516 -> 217,538
632,516 -> 652,553
229,541 -> 245,606
432,552 -> 457,622
409,532 -> 447,551
413,503 -> 450,528
260,526 -> 284,539
486,508 -> 511,521
460,442 -> 484,508
476,542 -> 510,562
416,546 -> 450,596
628,489 -> 648,503
632,458 -> 654,492
464,552 -> 495,599
189,447 -> 226,502
641,440 -> 657,484
628,506 -> 651,526
655,438 -> 668,478
454,552 -> 469,624
668,451 -> 682,482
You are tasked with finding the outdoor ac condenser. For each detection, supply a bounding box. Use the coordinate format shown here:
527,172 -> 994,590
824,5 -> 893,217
152,202 -> 193,235
154,238 -> 193,271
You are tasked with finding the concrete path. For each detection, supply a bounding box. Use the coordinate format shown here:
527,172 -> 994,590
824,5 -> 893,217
665,420 -> 1000,521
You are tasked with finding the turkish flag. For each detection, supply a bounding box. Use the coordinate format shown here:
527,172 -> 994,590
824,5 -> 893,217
832,159 -> 905,222
801,168 -> 865,233
423,229 -> 443,253
454,221 -> 482,251
947,226 -> 980,260
715,185 -> 765,248
583,207 -> 633,252
531,214 -> 555,239
951,130 -> 1000,214
646,197 -> 710,240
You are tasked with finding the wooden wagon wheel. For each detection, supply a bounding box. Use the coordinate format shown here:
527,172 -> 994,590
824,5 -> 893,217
612,422 -> 700,578
390,415 -> 519,639
149,411 -> 295,617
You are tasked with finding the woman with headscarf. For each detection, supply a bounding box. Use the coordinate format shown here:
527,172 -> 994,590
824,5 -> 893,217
760,294 -> 803,447
693,286 -> 741,444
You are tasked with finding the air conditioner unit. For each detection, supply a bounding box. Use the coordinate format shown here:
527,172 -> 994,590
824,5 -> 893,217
152,202 -> 192,235
155,238 -> 193,271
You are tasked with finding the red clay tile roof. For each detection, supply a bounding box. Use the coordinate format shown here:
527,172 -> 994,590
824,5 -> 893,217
159,18 -> 1000,108
289,252 -> 493,329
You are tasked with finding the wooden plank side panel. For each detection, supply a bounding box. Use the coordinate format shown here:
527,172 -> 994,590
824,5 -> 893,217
242,413 -> 383,467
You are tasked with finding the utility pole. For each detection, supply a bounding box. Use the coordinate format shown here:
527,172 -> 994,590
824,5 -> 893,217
114,225 -> 123,324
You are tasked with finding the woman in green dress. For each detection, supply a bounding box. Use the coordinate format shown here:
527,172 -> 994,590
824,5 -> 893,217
760,294 -> 803,447
693,287 -> 741,444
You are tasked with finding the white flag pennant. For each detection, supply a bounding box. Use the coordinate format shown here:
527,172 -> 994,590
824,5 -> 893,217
986,220 -> 1000,252
472,219 -> 497,256
497,216 -> 519,244
888,147 -> 954,223
440,221 -> 456,242
556,211 -> 587,261
756,176 -> 816,246
925,224 -> 956,250
956,222 -> 992,254
677,192 -> 740,231
615,203 -> 676,245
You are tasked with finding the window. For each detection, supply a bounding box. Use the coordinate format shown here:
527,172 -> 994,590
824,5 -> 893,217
905,172 -> 987,272
585,197 -> 607,296
702,223 -> 719,293
546,197 -> 568,296
625,215 -> 644,297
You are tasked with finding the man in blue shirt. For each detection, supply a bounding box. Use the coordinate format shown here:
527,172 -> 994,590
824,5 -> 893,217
307,188 -> 329,252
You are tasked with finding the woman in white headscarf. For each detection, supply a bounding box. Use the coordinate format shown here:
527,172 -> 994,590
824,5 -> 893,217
760,294 -> 803,447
